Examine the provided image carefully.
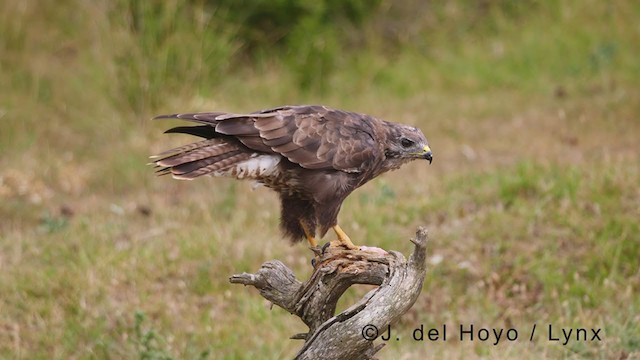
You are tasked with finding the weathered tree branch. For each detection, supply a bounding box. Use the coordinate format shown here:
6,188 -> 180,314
230,226 -> 429,360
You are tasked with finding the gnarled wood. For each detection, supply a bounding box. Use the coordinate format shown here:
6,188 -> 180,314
230,227 -> 430,360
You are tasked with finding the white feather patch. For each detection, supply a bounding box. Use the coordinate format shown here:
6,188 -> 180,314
212,154 -> 281,180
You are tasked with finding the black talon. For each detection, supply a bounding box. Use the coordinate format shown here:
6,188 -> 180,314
321,242 -> 331,254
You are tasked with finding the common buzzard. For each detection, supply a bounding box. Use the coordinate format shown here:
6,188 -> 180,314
151,105 -> 432,249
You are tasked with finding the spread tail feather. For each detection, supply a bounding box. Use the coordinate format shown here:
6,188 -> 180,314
156,141 -> 237,167
151,138 -> 251,180
172,152 -> 252,180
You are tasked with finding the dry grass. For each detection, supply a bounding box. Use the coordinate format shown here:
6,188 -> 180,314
1,0 -> 639,359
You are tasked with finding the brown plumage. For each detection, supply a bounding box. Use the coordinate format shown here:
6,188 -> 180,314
151,105 -> 433,249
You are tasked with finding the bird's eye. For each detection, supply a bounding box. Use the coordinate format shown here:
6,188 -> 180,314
400,138 -> 414,148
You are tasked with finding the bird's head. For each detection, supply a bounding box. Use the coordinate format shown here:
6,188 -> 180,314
384,123 -> 433,165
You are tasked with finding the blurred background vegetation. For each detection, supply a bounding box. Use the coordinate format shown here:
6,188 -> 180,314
1,0 -> 638,358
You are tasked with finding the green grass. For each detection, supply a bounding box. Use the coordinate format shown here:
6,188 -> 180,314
1,0 -> 639,358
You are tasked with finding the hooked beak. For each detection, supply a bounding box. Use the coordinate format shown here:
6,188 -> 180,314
422,145 -> 433,164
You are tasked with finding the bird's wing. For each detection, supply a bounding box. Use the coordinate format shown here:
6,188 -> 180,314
156,105 -> 380,172
230,105 -> 379,171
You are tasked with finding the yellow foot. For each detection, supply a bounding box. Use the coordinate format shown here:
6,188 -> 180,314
306,235 -> 318,248
328,240 -> 359,250
330,225 -> 360,250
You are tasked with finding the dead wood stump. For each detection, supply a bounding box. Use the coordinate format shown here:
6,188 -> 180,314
230,226 -> 429,360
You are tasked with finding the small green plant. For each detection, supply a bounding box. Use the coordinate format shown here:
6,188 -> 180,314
38,211 -> 69,234
133,311 -> 175,360
132,311 -> 210,360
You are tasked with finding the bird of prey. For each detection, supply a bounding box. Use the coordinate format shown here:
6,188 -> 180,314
151,105 -> 432,250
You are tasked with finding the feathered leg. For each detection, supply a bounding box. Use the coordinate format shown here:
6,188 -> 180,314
280,195 -> 317,244
299,221 -> 318,247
